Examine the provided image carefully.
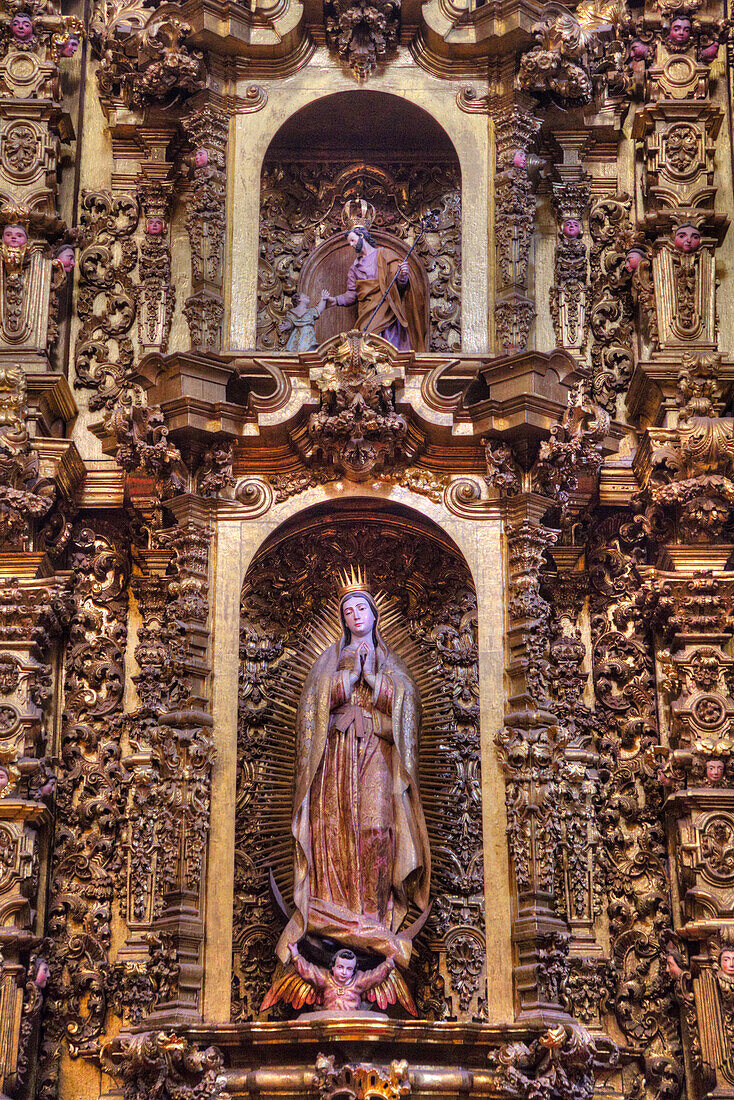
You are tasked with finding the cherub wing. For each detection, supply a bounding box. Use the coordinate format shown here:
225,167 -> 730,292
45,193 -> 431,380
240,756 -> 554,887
260,962 -> 321,1013
366,969 -> 417,1017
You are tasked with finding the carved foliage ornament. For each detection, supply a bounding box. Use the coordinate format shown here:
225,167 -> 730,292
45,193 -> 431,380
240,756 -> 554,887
40,524 -> 129,1099
302,330 -> 414,481
519,5 -> 597,106
324,0 -> 399,79
100,1031 -> 224,1100
92,1 -> 205,109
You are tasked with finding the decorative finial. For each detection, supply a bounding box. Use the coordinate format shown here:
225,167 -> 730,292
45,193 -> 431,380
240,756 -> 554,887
337,565 -> 371,599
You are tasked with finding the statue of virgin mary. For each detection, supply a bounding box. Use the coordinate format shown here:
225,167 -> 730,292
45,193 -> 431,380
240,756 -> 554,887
277,568 -> 430,969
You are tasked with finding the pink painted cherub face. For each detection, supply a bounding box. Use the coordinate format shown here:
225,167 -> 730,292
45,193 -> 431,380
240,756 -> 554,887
720,950 -> 734,976
629,39 -> 649,60
34,959 -> 50,989
146,216 -> 164,236
332,954 -> 357,983
563,218 -> 582,239
61,33 -> 79,57
342,595 -> 375,640
674,225 -> 701,253
3,224 -> 26,248
626,248 -> 645,272
668,17 -> 692,45
666,952 -> 683,979
0,766 -> 8,791
706,758 -> 725,782
11,14 -> 34,41
513,150 -> 527,169
194,148 -> 208,168
57,246 -> 74,272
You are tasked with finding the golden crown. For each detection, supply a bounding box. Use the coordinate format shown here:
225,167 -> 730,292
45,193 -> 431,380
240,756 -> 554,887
337,565 -> 371,599
341,198 -> 375,232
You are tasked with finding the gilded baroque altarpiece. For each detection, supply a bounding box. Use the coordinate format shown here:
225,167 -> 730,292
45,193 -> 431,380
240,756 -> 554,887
0,0 -> 733,1096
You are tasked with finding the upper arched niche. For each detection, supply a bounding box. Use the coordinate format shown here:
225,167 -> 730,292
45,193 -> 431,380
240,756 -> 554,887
263,91 -> 460,164
257,91 -> 462,353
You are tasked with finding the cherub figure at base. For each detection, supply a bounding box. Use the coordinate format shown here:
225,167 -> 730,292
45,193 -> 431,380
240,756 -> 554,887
279,292 -> 328,353
261,942 -> 416,1016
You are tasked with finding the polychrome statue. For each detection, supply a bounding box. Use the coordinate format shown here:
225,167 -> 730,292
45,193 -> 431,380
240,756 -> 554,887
322,219 -> 427,352
263,567 -> 430,1016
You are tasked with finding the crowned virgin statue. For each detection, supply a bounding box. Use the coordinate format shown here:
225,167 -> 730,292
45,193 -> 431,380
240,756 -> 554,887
263,568 -> 430,1016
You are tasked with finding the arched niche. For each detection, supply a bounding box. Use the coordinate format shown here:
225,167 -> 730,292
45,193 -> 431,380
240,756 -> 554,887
256,92 -> 462,354
229,499 -> 486,1024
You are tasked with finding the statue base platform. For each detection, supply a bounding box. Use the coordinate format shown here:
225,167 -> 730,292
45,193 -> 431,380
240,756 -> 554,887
188,1019 -> 617,1100
297,1009 -> 388,1022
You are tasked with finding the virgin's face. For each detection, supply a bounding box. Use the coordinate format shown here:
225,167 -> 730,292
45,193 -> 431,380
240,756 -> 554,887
342,595 -> 375,639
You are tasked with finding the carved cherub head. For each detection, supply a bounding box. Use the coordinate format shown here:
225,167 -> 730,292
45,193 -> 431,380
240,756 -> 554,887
668,15 -> 692,46
146,216 -> 165,236
33,958 -> 50,989
56,244 -> 75,272
705,757 -> 725,783
194,148 -> 208,168
673,224 -> 701,253
720,948 -> 734,976
628,38 -> 650,60
60,32 -> 79,57
625,247 -> 647,272
10,12 -> 34,42
3,223 -> 26,249
331,949 -> 358,984
562,218 -> 582,239
513,149 -> 527,169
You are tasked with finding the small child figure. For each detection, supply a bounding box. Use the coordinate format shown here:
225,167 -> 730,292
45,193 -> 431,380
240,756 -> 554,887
279,292 -> 328,353
289,943 -> 395,1013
